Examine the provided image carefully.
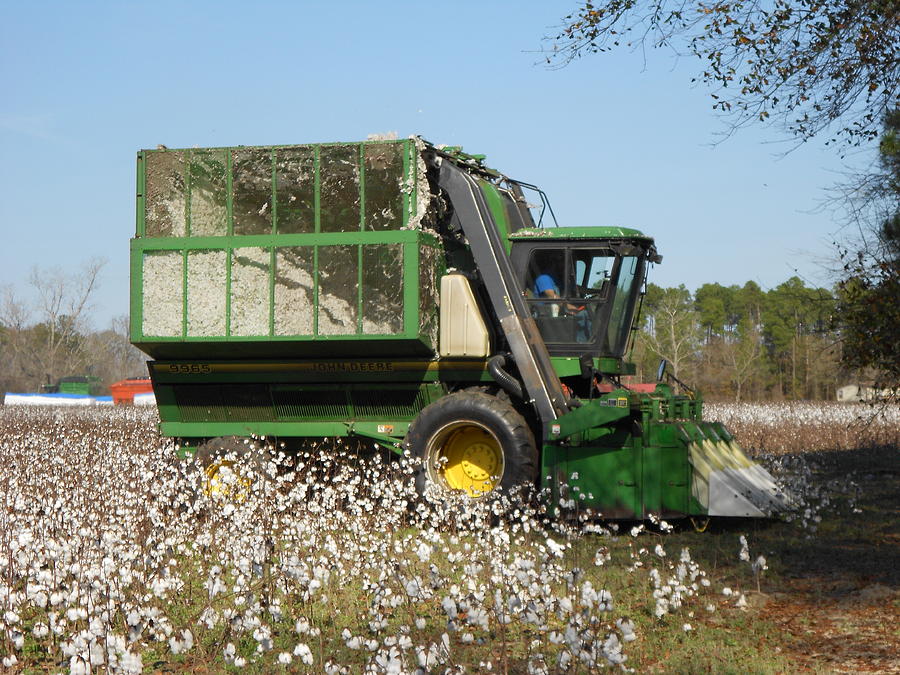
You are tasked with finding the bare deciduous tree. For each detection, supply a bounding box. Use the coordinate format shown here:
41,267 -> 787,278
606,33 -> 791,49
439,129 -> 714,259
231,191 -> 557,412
0,258 -> 106,391
640,284 -> 701,381
83,316 -> 149,386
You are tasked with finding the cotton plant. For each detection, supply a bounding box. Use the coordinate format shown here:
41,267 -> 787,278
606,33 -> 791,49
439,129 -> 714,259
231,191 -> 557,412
0,405 -> 767,674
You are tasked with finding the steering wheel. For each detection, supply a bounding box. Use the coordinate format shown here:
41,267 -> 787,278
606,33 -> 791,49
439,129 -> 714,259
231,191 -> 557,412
576,284 -> 604,298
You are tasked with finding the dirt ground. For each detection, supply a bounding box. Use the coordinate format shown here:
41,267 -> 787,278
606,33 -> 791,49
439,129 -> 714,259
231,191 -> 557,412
758,446 -> 899,674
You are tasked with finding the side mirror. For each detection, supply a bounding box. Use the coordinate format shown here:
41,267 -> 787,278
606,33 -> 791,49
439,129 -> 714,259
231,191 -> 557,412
656,358 -> 668,382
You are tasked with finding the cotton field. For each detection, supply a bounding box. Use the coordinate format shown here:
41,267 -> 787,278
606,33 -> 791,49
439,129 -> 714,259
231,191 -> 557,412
0,403 -> 888,673
706,401 -> 900,454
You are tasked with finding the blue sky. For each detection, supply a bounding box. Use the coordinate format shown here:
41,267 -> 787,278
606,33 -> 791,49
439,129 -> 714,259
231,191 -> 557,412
0,1 -> 869,330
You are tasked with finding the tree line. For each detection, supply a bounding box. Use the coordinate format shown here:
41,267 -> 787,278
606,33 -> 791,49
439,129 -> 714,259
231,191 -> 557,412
628,276 -> 850,401
0,261 -> 147,395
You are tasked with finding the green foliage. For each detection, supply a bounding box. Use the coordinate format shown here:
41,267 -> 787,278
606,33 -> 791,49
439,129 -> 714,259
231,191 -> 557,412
637,276 -> 840,400
838,271 -> 900,378
693,282 -> 766,342
694,283 -> 730,339
837,109 -> 900,385
549,1 -> 899,146
878,108 -> 900,195
762,277 -> 835,358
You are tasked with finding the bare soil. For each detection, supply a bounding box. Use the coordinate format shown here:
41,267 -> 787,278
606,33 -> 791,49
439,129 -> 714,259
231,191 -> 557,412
756,446 -> 899,674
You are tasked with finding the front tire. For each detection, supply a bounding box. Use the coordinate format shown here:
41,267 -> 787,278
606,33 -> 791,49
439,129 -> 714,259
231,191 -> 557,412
406,392 -> 538,499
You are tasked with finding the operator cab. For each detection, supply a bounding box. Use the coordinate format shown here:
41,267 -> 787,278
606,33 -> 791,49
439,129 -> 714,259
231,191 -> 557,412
509,230 -> 660,358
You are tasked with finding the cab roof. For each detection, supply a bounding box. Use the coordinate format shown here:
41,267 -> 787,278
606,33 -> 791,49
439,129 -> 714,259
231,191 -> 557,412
509,226 -> 653,241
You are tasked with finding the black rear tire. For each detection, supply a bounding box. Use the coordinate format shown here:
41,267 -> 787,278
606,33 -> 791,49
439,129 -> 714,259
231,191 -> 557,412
406,392 -> 538,500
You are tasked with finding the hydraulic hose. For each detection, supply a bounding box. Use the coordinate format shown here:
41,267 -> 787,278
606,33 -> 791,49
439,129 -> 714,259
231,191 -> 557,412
488,354 -> 524,401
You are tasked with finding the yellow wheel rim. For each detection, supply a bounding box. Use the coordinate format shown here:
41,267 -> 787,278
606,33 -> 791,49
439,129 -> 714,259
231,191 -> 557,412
427,422 -> 504,497
204,460 -> 252,502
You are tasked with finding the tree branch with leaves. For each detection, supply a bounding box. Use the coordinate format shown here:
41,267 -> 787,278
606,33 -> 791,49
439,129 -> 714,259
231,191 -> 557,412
547,0 -> 899,146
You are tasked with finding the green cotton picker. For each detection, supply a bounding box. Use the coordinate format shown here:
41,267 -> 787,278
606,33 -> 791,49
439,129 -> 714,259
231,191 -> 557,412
130,137 -> 789,519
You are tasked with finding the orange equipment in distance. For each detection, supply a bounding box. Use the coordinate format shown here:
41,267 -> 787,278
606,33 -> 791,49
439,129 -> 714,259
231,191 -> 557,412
109,377 -> 153,405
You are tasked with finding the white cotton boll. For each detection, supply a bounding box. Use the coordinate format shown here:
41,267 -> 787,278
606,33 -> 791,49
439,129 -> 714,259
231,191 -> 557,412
206,576 -> 226,599
593,547 -> 611,566
89,641 -> 106,666
253,626 -> 273,652
169,629 -> 193,655
461,632 -> 474,644
603,632 -> 626,665
616,618 -> 637,642
405,579 -> 423,600
2,655 -> 18,668
654,544 -> 666,558
293,642 -> 314,665
415,617 -> 426,630
278,652 -> 292,664
3,610 -> 20,625
441,596 -> 457,619
346,636 -> 362,650
468,607 -> 489,630
89,618 -> 106,639
32,591 -> 48,609
735,593 -> 748,608
416,542 -> 432,562
683,623 -> 693,632
32,622 -> 50,639
120,651 -> 142,674
199,607 -> 219,629
69,655 -> 89,675
233,656 -> 247,668
738,535 -> 750,562
545,538 -> 565,557
722,587 -> 733,596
